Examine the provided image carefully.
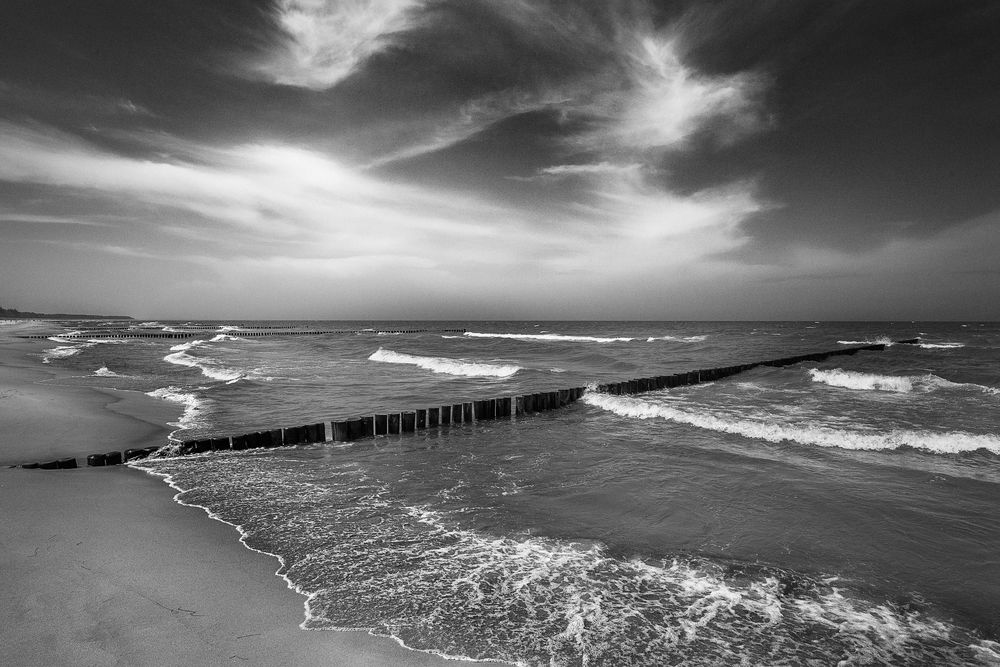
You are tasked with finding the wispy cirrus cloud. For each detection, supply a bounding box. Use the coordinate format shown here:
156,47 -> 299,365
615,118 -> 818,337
0,116 -> 766,314
0,213 -> 111,227
253,0 -> 424,90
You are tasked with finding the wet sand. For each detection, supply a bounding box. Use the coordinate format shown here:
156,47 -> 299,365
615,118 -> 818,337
0,325 -> 449,666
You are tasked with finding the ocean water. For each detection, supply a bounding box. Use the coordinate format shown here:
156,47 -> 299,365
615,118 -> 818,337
27,320 -> 1000,665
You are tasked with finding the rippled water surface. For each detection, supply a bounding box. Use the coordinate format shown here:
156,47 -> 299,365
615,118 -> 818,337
27,320 -> 1000,664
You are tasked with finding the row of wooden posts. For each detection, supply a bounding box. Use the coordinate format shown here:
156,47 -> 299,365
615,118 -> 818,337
19,328 -> 468,340
17,341 -> 906,470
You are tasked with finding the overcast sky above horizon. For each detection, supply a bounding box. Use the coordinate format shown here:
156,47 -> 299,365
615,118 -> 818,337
1,1 -> 998,320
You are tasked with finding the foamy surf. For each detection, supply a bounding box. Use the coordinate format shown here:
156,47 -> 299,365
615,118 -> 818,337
164,340 -> 245,383
646,335 -> 708,342
145,385 -> 207,434
93,366 -> 124,377
209,333 -> 245,342
837,337 -> 895,346
808,368 -> 999,396
808,368 -> 915,392
465,331 -> 636,343
368,348 -> 521,378
135,454 -> 994,666
583,393 -> 1000,455
41,344 -> 86,362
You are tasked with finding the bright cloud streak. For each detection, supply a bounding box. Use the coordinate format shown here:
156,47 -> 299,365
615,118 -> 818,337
599,34 -> 766,152
0,118 -> 760,286
255,0 -> 422,89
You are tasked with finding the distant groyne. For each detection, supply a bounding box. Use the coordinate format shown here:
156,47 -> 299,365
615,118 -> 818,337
14,340 -> 915,470
18,327 -> 467,340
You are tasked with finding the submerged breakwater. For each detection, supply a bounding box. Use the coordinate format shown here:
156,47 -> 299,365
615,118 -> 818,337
19,327 -> 467,340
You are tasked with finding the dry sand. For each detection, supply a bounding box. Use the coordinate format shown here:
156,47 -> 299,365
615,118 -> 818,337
0,324 -> 450,666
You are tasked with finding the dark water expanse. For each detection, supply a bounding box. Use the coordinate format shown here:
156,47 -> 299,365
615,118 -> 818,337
29,321 -> 1000,664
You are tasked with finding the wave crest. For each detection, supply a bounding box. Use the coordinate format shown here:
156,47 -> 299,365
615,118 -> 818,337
164,340 -> 244,383
808,368 -> 914,392
145,385 -> 207,432
41,344 -> 85,363
646,335 -> 708,342
809,368 -> 998,396
837,337 -> 894,346
209,333 -> 245,342
465,331 -> 635,343
369,348 -> 521,377
582,393 -> 1000,455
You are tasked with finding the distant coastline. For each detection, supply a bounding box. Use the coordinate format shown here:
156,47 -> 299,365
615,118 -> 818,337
0,306 -> 132,320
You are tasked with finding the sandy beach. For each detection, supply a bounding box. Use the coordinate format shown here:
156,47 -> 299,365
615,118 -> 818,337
0,325 -> 449,666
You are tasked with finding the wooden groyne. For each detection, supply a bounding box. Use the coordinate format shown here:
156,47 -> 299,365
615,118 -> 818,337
18,328 -> 467,340
14,340 -> 910,470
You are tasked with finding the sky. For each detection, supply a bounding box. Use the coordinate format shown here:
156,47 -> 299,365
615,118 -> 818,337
1,0 -> 998,320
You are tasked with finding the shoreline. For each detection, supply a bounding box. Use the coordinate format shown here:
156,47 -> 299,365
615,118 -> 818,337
0,328 -> 449,665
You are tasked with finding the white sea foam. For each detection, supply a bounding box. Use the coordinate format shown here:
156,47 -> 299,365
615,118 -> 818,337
583,393 -> 1000,454
646,335 -> 708,342
368,348 -> 521,378
808,368 -> 915,392
217,325 -> 240,332
209,333 -> 245,342
164,340 -> 244,383
132,455 -> 990,665
93,366 -> 123,377
837,337 -> 894,346
41,334 -> 135,363
917,342 -> 965,349
41,344 -> 85,362
970,640 -> 1000,664
809,368 -> 999,396
465,331 -> 635,343
145,385 -> 206,431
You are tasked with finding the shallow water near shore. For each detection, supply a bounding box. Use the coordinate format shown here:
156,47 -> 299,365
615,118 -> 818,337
27,320 -> 1000,664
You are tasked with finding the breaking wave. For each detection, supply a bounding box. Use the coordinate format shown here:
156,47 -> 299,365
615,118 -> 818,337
808,368 -> 999,396
646,335 -> 708,342
465,331 -> 636,343
918,342 -> 966,349
209,333 -> 245,342
41,344 -> 85,363
368,348 -> 521,378
583,393 -> 1000,455
136,456 -> 995,666
93,366 -> 124,377
837,337 -> 895,346
145,385 -> 207,434
164,340 -> 244,383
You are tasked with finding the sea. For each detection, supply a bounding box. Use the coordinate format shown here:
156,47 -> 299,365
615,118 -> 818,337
23,320 -> 1000,665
